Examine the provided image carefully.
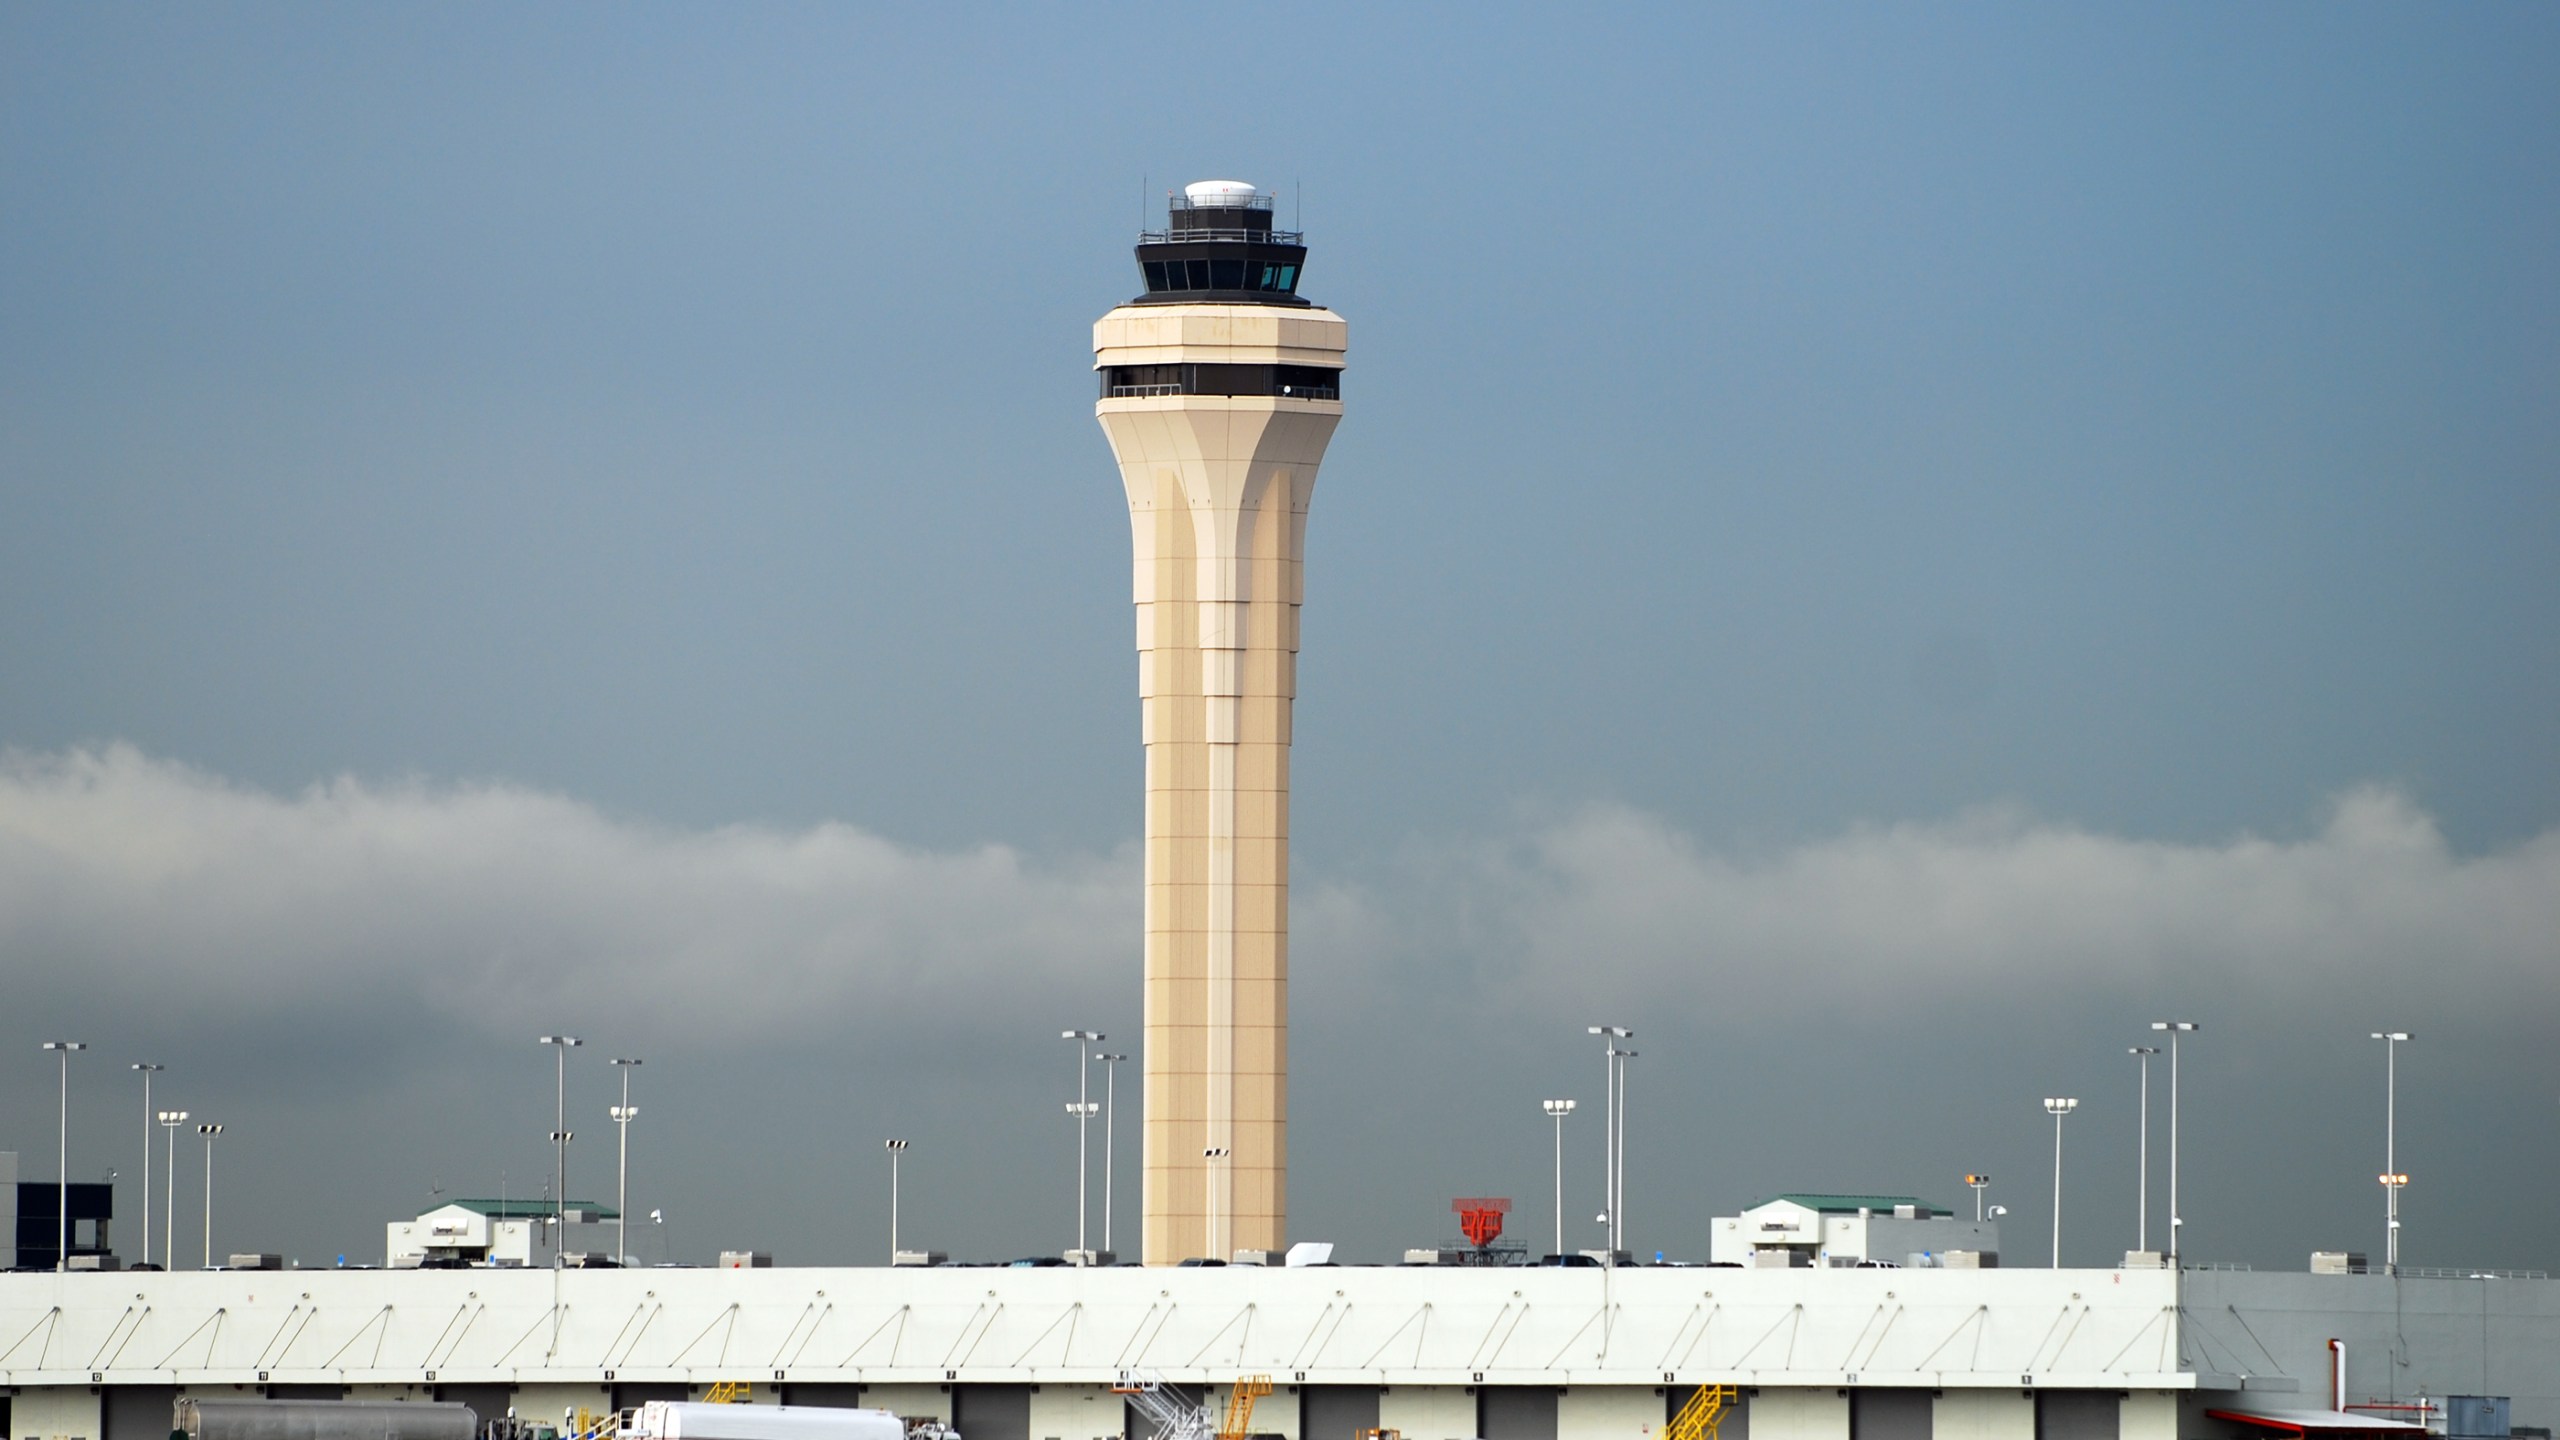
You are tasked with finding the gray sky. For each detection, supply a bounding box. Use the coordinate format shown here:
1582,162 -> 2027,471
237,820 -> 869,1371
2,4 -> 2555,1273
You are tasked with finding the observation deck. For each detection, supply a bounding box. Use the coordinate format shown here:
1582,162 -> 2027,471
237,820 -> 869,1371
1130,186 -> 1312,307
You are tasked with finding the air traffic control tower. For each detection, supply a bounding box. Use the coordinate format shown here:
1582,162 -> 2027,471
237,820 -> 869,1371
1094,181 -> 1345,1264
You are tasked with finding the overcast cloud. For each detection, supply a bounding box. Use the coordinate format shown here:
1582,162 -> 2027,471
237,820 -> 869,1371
6,745 -> 2552,1269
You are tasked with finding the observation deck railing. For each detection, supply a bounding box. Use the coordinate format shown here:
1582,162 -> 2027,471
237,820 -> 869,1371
1140,226 -> 1305,245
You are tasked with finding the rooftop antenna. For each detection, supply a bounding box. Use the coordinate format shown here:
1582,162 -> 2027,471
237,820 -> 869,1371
1296,177 -> 1302,233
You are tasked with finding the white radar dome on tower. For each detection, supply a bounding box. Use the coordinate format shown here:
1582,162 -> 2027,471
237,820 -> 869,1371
1184,180 -> 1261,205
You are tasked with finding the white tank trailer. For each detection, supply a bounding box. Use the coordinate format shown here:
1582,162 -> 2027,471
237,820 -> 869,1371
176,1401 -> 477,1440
623,1404 -> 911,1440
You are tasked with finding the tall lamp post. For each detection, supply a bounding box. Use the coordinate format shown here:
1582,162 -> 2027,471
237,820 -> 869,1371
1062,1030 -> 1103,1259
2044,1097 -> 2079,1268
1542,1100 -> 1576,1257
2150,1021 -> 2198,1262
609,1056 -> 641,1266
1614,1050 -> 1637,1255
2370,1031 -> 2411,1272
2129,1046 -> 2160,1254
537,1035 -> 581,1264
197,1122 -> 224,1270
42,1042 -> 87,1271
131,1063 -> 163,1268
1098,1052 -> 1126,1257
157,1109 -> 188,1268
1587,1025 -> 1632,1256
884,1139 -> 909,1260
1964,1173 -> 1991,1223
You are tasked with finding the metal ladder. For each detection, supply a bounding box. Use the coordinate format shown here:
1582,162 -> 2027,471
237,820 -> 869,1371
1219,1377 -> 1274,1440
1113,1371 -> 1213,1440
1664,1385 -> 1740,1440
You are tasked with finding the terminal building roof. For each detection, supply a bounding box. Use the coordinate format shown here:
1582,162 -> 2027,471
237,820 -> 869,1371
1751,1193 -> 1949,1216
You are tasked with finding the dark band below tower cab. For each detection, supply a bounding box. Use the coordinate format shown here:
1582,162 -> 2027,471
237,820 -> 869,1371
1100,362 -> 1340,401
1132,189 -> 1313,306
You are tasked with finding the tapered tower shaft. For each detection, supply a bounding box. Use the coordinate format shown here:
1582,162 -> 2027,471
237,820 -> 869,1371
1094,181 -> 1345,1264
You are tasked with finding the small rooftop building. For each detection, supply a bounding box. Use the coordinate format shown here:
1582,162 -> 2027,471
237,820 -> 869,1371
1708,1192 -> 2000,1267
3,1150 -> 118,1271
386,1198 -> 618,1268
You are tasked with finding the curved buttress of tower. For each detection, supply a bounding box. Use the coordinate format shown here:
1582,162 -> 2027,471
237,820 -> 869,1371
1093,186 -> 1345,1264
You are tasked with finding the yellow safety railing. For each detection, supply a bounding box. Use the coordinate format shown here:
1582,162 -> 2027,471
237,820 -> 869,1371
1664,1385 -> 1739,1440
703,1382 -> 753,1404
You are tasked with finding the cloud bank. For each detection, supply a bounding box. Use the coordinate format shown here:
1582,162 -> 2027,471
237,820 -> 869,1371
1310,791 -> 2560,1026
0,745 -> 1135,1049
4,745 -> 2555,1052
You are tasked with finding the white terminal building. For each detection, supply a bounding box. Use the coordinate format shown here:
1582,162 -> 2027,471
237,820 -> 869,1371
1707,1196 -> 2002,1269
3,184 -> 2548,1440
0,1263 -> 2551,1440
384,1200 -> 622,1269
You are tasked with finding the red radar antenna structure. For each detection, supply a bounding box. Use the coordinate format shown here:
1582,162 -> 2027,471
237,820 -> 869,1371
1453,1197 -> 1512,1249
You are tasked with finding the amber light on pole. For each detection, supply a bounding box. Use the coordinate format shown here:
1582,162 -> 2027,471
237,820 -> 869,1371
2370,1031 -> 2411,1272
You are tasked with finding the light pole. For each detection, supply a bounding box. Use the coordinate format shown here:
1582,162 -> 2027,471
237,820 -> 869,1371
538,1035 -> 581,1264
1098,1052 -> 1126,1257
2150,1021 -> 2197,1262
1587,1025 -> 1631,1255
197,1122 -> 224,1270
1203,1146 -> 1231,1262
884,1140 -> 909,1259
1965,1173 -> 1991,1224
131,1063 -> 163,1268
1542,1100 -> 1576,1257
1614,1050 -> 1637,1255
157,1110 -> 188,1269
42,1042 -> 86,1272
610,1056 -> 641,1266
2371,1031 -> 2411,1272
2129,1045 -> 2159,1254
2044,1098 -> 2079,1268
1062,1030 -> 1103,1258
